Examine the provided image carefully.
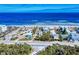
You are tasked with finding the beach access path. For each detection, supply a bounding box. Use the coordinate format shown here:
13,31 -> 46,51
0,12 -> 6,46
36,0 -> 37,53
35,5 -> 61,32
0,41 -> 79,55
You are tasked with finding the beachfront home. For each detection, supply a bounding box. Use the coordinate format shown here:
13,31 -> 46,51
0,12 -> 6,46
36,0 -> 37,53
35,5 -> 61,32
0,25 -> 7,33
50,30 -> 59,40
67,31 -> 79,42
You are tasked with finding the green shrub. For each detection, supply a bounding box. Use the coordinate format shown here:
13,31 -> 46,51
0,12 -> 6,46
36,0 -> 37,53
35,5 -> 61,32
38,45 -> 79,55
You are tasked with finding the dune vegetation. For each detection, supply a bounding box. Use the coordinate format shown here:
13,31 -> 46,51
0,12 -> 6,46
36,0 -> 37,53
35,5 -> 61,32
38,44 -> 79,55
0,44 -> 32,55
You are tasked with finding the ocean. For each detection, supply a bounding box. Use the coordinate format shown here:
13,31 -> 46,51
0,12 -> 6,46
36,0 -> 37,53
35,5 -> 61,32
0,13 -> 79,25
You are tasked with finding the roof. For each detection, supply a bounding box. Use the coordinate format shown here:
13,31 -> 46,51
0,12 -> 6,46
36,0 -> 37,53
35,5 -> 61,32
68,31 -> 79,40
26,32 -> 32,35
50,30 -> 57,35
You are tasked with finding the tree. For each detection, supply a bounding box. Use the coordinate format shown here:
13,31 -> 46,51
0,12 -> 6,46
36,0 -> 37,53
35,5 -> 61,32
56,27 -> 68,35
62,28 -> 68,34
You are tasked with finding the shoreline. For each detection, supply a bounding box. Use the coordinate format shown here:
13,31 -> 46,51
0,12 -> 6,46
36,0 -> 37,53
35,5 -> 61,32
0,23 -> 79,27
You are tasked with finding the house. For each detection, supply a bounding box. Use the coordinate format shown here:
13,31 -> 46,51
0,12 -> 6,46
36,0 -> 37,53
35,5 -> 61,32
25,30 -> 32,40
36,30 -> 43,37
67,31 -> 79,42
50,30 -> 59,40
36,27 -> 49,37
76,28 -> 79,33
0,25 -> 7,33
66,27 -> 71,34
42,27 -> 50,33
61,34 -> 69,40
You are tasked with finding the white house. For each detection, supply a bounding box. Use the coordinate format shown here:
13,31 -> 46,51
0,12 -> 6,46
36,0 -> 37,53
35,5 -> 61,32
50,30 -> 59,39
67,31 -> 79,42
0,25 -> 7,32
36,30 -> 43,37
43,27 -> 50,33
66,27 -> 71,34
25,30 -> 32,40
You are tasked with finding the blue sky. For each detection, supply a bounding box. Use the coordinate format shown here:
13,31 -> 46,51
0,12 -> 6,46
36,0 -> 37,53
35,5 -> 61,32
0,4 -> 79,13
